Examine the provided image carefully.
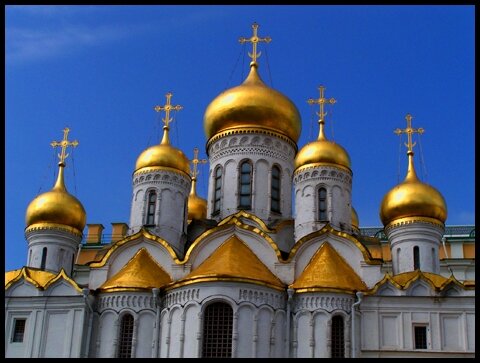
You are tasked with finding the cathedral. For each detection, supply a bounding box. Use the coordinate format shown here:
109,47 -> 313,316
5,23 -> 475,358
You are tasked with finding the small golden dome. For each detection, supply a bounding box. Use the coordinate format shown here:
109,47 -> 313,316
188,179 -> 207,220
380,154 -> 447,226
295,138 -> 351,171
351,206 -> 359,229
203,64 -> 302,143
26,165 -> 86,234
135,127 -> 190,176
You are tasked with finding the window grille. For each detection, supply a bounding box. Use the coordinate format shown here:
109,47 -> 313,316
331,315 -> 344,358
213,167 -> 222,214
318,187 -> 328,221
414,326 -> 427,349
202,302 -> 233,358
117,314 -> 134,358
12,319 -> 26,343
238,161 -> 252,209
271,166 -> 281,213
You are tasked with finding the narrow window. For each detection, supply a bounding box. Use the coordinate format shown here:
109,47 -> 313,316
12,319 -> 26,343
145,190 -> 157,226
413,246 -> 420,270
431,248 -> 436,271
318,187 -> 328,221
414,325 -> 428,349
40,247 -> 47,270
271,165 -> 281,213
28,250 -> 32,265
238,161 -> 252,210
71,253 -> 75,275
117,314 -> 134,358
331,315 -> 345,358
213,167 -> 222,214
202,302 -> 233,358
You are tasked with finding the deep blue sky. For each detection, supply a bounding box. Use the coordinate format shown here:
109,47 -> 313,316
5,5 -> 475,271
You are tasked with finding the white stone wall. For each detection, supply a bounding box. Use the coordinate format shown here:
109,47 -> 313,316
359,295 -> 475,357
129,169 -> 190,255
26,228 -> 81,275
293,165 -> 353,242
206,132 -> 295,222
291,292 -> 353,358
5,287 -> 87,358
160,282 -> 286,358
94,292 -> 157,358
386,221 -> 444,275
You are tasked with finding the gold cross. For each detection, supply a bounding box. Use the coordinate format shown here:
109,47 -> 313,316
154,92 -> 183,130
394,114 -> 425,153
50,127 -> 78,165
190,147 -> 207,180
239,22 -> 271,64
307,85 -> 336,123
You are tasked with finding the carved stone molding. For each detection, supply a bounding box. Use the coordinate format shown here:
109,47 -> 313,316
96,293 -> 155,313
293,294 -> 354,312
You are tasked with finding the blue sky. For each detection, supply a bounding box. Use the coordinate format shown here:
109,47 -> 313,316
5,5 -> 475,272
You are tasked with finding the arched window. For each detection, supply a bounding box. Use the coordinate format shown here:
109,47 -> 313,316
213,167 -> 222,214
238,161 -> 252,210
331,315 -> 345,358
318,187 -> 328,221
40,247 -> 47,270
414,246 -> 420,270
271,165 -> 281,213
117,314 -> 134,358
145,190 -> 157,226
202,302 -> 233,358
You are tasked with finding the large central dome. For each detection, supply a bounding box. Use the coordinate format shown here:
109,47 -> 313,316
203,64 -> 302,143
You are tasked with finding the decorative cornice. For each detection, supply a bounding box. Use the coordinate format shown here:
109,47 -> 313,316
133,165 -> 191,180
293,165 -> 352,186
293,294 -> 354,311
25,223 -> 83,237
294,162 -> 352,175
206,127 -> 298,154
385,216 -> 445,233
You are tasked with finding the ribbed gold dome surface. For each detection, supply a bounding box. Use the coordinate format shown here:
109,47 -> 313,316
135,142 -> 190,175
294,138 -> 351,170
25,166 -> 86,233
203,64 -> 302,142
380,154 -> 447,226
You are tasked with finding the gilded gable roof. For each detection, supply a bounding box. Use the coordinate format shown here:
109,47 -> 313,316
98,248 -> 172,292
169,235 -> 284,290
290,242 -> 367,293
5,267 -> 81,292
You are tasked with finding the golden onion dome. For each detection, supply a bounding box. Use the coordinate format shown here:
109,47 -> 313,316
351,206 -> 359,229
26,164 -> 86,234
294,118 -> 350,171
203,63 -> 302,143
187,178 -> 207,220
380,152 -> 447,227
135,126 -> 190,176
